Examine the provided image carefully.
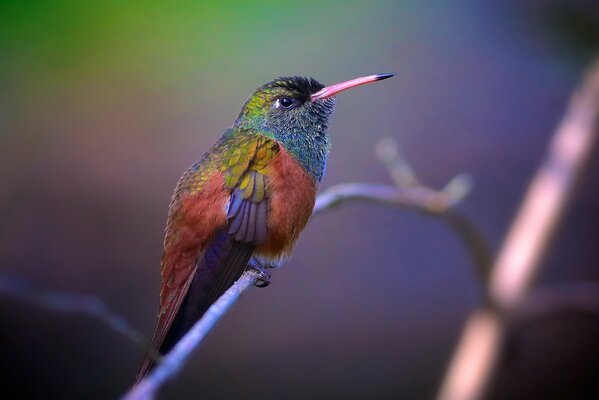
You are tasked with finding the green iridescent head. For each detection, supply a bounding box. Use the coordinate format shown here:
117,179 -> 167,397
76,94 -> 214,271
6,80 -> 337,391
233,74 -> 393,182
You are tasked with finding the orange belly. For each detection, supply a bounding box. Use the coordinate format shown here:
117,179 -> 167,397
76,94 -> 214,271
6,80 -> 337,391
255,147 -> 317,261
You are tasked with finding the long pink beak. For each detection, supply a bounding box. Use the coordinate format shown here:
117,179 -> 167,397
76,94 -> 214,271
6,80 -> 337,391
311,73 -> 394,101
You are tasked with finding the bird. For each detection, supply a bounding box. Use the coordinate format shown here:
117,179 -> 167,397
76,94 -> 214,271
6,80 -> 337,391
136,73 -> 394,381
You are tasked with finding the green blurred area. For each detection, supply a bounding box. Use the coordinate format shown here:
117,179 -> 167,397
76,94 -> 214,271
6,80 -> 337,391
2,0 -> 597,93
0,1 -> 396,91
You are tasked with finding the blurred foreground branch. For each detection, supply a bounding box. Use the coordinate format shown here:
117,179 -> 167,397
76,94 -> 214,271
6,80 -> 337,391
437,56 -> 599,400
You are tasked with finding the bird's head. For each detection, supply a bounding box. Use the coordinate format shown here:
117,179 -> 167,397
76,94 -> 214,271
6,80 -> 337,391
235,74 -> 393,133
233,74 -> 393,181
234,76 -> 332,133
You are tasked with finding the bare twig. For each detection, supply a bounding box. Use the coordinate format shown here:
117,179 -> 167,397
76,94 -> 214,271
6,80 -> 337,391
376,138 -> 494,283
314,173 -> 492,283
0,274 -> 160,362
442,211 -> 494,284
437,56 -> 599,400
313,182 -> 464,215
122,270 -> 260,400
376,137 -> 421,187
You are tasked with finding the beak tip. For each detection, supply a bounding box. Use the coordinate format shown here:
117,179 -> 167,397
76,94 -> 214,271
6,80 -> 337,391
375,73 -> 395,81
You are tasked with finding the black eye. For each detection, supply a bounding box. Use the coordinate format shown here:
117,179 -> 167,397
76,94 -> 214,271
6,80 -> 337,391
279,97 -> 295,108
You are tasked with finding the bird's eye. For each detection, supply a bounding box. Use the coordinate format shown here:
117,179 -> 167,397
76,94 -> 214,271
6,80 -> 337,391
279,97 -> 295,108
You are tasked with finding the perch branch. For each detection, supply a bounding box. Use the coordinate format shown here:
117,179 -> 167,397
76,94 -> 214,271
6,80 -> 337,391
122,270 -> 260,400
437,56 -> 599,400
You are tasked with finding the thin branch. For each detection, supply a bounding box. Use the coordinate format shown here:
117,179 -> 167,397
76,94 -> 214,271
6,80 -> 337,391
122,270 -> 260,400
0,274 -> 160,362
442,211 -> 494,285
313,177 -> 493,283
437,56 -> 599,400
376,137 -> 494,282
376,137 -> 421,187
313,182 -> 463,216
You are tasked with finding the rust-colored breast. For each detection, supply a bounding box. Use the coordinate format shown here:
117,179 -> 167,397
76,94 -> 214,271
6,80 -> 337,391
255,147 -> 317,260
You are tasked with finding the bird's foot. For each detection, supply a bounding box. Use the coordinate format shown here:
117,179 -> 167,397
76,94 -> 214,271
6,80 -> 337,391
247,259 -> 272,288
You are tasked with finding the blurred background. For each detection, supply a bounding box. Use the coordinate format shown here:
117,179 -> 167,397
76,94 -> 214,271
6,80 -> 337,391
1,0 -> 598,399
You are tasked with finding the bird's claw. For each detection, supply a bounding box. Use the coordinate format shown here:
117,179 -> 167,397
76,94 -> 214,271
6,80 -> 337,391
248,259 -> 272,288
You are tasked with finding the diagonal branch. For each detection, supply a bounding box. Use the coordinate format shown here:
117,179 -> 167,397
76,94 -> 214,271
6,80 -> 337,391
122,270 -> 260,400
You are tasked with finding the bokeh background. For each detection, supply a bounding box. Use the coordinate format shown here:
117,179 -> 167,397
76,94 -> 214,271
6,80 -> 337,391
1,1 -> 598,399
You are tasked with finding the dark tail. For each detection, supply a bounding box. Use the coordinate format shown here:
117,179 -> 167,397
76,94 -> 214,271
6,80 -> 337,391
135,233 -> 254,383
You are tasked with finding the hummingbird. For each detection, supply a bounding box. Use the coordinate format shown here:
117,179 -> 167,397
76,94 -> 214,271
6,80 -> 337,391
136,73 -> 394,381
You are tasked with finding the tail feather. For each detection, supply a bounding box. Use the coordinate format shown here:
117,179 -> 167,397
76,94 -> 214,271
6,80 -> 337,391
135,232 -> 254,383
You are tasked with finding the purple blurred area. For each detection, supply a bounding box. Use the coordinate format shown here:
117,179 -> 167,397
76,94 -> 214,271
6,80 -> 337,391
1,1 -> 598,399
